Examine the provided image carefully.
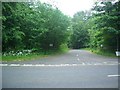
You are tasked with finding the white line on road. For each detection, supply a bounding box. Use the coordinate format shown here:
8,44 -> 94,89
76,54 -> 78,56
103,62 -> 107,64
108,75 -> 120,77
0,64 -> 8,66
0,62 -> 119,67
77,58 -> 80,61
82,62 -> 85,65
10,64 -> 20,66
0,64 -> 79,67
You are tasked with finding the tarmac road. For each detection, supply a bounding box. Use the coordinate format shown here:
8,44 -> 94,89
2,50 -> 119,88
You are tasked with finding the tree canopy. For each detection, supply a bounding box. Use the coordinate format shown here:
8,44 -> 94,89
2,2 -> 70,52
88,1 -> 120,51
2,1 -> 120,54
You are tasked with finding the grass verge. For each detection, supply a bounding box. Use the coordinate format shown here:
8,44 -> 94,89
2,53 -> 47,62
83,48 -> 117,57
2,46 -> 69,62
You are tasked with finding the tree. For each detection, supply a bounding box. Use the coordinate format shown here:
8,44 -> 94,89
88,1 -> 120,51
70,11 -> 90,49
2,2 -> 71,52
2,2 -> 25,51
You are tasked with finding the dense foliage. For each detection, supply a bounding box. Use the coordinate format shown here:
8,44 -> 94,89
2,2 -> 70,52
88,1 -> 120,52
69,1 -> 120,52
70,11 -> 90,49
2,1 -> 120,55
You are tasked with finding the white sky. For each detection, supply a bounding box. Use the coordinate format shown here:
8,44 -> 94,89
40,0 -> 95,17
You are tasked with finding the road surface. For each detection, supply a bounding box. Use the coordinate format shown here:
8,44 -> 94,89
2,50 -> 120,88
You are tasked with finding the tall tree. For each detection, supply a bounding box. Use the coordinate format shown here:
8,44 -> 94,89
89,1 -> 120,51
70,11 -> 90,49
2,2 -> 71,52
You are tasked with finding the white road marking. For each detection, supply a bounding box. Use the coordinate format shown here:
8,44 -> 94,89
0,64 -> 8,66
94,63 -> 102,65
0,62 -> 119,67
87,63 -> 92,65
82,62 -> 85,65
108,75 -> 120,77
94,63 -> 97,65
104,62 -> 107,64
23,64 -> 33,66
72,64 -> 77,66
10,64 -> 20,66
77,58 -> 80,61
76,54 -> 78,56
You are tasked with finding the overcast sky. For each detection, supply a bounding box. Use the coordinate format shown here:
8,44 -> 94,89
40,0 -> 95,17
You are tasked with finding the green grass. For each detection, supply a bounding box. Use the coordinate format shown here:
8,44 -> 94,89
2,46 -> 69,62
83,48 -> 117,57
2,53 -> 47,62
